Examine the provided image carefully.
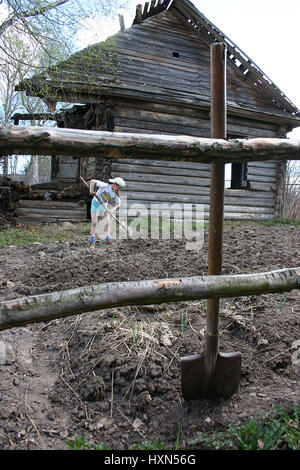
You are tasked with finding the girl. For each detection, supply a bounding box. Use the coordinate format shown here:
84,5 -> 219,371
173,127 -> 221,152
89,176 -> 125,247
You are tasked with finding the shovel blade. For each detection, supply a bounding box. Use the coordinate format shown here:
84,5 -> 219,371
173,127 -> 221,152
181,351 -> 241,400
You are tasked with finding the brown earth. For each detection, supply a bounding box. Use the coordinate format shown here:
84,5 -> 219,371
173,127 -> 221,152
0,221 -> 299,451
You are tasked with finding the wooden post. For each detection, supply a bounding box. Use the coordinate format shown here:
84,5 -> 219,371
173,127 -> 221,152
206,42 -> 227,375
118,14 -> 125,32
135,4 -> 143,24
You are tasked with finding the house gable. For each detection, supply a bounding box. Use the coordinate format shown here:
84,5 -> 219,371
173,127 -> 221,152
17,0 -> 300,132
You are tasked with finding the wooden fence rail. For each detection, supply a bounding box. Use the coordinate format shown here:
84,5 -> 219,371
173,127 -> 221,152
0,267 -> 299,331
1,125 -> 300,162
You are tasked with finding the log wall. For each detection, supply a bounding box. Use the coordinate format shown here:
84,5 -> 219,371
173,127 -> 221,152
15,200 -> 87,224
107,95 -> 279,221
111,98 -> 280,139
111,158 -> 276,221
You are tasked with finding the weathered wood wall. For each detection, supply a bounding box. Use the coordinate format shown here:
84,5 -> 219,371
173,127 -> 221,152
111,158 -> 276,220
111,98 -> 280,138
15,200 -> 87,224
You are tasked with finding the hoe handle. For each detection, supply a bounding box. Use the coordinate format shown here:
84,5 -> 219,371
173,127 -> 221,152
206,43 -> 227,375
80,176 -> 110,211
80,176 -> 131,236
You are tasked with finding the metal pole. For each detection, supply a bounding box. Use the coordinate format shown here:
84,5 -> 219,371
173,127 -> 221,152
206,42 -> 227,376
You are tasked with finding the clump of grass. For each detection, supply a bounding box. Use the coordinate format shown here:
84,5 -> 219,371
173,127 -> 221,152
130,318 -> 140,346
279,294 -> 288,313
66,435 -> 109,450
110,310 -> 117,327
263,217 -> 300,227
226,297 -> 236,311
131,440 -> 167,450
228,404 -> 300,450
192,404 -> 300,450
192,428 -> 234,450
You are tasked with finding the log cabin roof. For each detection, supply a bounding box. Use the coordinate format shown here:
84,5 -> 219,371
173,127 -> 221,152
16,0 -> 300,128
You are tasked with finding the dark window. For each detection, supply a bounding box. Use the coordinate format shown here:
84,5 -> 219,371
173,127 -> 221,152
231,162 -> 247,189
172,51 -> 180,58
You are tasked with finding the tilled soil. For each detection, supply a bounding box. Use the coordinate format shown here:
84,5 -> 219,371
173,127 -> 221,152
0,222 -> 299,450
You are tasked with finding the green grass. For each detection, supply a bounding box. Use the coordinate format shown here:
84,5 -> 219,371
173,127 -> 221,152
66,405 -> 299,450
0,223 -> 90,248
0,217 -> 208,247
222,218 -> 300,229
131,440 -> 167,450
66,435 -> 109,450
262,217 -> 300,227
0,226 -> 41,247
1,218 -> 297,249
192,404 -> 300,450
279,294 -> 288,312
66,424 -> 181,451
129,318 -> 140,346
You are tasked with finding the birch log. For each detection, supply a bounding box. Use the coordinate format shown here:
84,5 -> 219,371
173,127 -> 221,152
0,268 -> 299,331
1,125 -> 300,162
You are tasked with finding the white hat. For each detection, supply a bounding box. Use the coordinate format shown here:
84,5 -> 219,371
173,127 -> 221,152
109,177 -> 126,188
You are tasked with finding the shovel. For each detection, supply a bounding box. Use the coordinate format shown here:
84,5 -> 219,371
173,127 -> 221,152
181,43 -> 241,400
80,176 -> 132,237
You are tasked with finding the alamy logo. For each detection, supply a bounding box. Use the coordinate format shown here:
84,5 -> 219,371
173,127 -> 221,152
97,196 -> 205,251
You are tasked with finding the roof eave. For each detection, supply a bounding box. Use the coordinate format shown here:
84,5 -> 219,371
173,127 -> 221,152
17,79 -> 300,130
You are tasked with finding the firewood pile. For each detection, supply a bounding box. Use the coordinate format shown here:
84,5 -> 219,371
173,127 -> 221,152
22,184 -> 83,201
0,176 -> 31,227
0,178 -> 86,228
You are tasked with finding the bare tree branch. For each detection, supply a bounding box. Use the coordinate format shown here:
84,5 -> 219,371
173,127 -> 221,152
0,0 -> 70,36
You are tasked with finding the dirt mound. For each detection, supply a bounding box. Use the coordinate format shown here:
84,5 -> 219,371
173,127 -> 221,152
0,222 -> 299,450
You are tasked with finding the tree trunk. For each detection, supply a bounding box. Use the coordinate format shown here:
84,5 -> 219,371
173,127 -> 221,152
3,156 -> 8,176
0,267 -> 299,331
1,125 -> 300,162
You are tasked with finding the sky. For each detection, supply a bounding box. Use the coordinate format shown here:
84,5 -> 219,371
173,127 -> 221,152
77,0 -> 300,140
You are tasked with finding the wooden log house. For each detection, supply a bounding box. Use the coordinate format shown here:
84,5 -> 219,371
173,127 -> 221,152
14,0 -> 300,223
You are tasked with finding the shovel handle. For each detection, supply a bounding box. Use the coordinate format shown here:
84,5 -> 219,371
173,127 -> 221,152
206,43 -> 227,374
